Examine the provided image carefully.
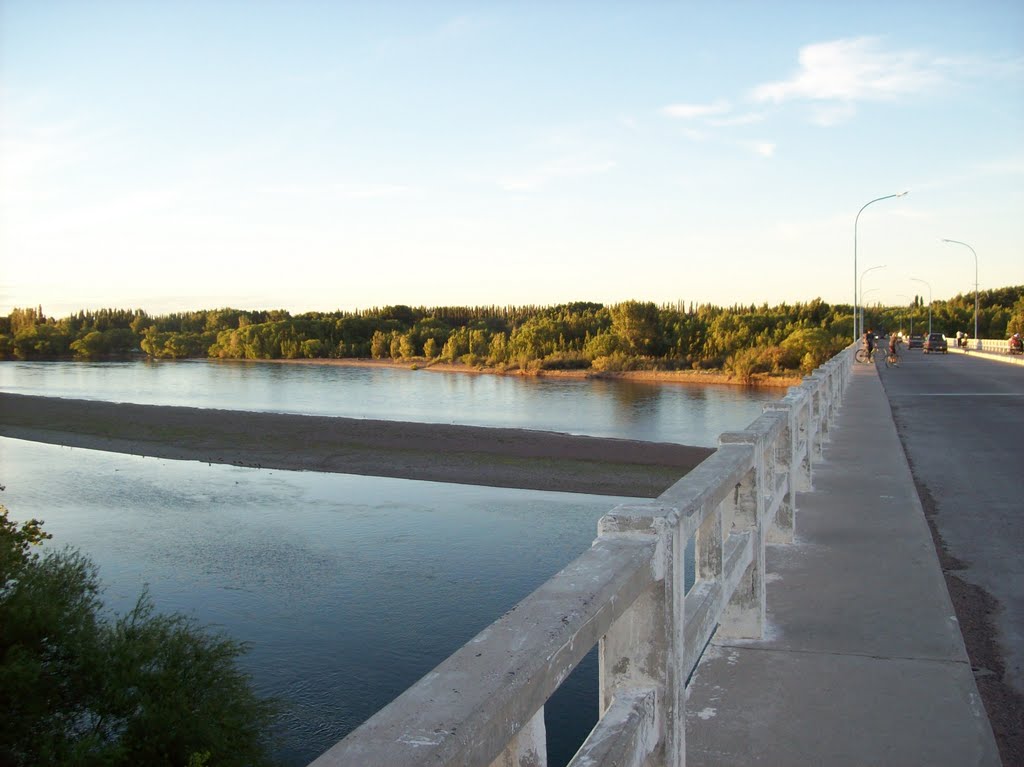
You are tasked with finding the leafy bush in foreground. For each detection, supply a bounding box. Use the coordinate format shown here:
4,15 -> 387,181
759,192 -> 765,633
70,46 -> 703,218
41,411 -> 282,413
0,505 -> 279,767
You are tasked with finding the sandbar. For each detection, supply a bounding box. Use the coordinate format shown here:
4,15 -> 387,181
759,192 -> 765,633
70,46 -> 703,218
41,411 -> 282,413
0,393 -> 714,498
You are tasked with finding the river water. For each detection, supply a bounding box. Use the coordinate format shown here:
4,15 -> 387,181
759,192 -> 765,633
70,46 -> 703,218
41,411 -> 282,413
0,359 -> 780,445
0,360 -> 780,764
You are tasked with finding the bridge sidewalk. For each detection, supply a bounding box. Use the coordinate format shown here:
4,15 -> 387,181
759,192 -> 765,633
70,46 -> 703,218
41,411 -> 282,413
684,361 -> 1000,765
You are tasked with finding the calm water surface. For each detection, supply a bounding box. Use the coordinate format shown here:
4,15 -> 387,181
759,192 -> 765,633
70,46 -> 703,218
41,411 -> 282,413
0,359 -> 781,446
1,360 -> 769,763
1,437 -> 639,765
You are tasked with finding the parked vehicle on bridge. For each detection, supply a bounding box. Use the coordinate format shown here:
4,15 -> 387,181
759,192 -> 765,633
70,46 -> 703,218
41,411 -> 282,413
907,334 -> 924,349
923,333 -> 948,354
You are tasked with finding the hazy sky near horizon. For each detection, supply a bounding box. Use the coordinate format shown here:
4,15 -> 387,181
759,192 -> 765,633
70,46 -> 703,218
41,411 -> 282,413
2,1 -> 1022,317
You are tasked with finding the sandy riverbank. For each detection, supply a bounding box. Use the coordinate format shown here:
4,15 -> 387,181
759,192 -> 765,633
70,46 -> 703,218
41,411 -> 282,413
0,393 -> 715,498
226,356 -> 802,388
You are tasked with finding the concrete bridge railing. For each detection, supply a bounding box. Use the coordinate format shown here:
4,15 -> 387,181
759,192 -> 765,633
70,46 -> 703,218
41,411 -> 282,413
308,347 -> 855,767
975,338 -> 1024,356
947,338 -> 1024,365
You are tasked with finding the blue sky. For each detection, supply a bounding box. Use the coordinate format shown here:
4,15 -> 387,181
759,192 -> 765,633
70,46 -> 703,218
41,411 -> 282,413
2,1 -> 1022,316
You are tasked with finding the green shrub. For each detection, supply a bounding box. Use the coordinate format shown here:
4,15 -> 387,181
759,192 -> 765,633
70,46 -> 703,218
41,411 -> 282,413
539,352 -> 591,370
723,347 -> 764,384
0,505 -> 279,767
590,351 -> 635,372
780,328 -> 842,371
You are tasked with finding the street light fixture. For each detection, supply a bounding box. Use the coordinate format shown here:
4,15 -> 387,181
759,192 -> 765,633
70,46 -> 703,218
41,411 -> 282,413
942,238 -> 979,349
859,265 -> 886,339
853,191 -> 908,342
910,277 -> 932,335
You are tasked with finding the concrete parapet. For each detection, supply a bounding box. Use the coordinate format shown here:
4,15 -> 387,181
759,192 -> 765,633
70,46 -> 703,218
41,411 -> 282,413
949,340 -> 1024,366
309,535 -> 659,767
308,345 -> 855,767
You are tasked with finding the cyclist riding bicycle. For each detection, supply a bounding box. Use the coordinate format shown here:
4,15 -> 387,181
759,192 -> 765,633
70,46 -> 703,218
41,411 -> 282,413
888,334 -> 899,355
862,330 -> 875,358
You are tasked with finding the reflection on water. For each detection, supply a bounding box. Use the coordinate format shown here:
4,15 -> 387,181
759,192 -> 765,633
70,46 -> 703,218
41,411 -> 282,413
0,437 -> 643,766
0,359 -> 780,446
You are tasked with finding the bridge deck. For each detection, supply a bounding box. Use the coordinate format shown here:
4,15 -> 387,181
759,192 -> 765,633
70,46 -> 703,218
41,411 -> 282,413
684,361 -> 1000,765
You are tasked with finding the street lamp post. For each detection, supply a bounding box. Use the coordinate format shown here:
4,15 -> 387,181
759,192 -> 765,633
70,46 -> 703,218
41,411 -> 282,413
859,265 -> 886,339
942,238 -> 979,349
911,278 -> 932,335
854,191 -> 908,342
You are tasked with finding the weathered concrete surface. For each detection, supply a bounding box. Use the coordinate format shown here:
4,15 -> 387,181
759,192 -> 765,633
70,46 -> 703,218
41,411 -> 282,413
879,347 -> 1024,762
685,361 -> 999,766
881,350 -> 1024,692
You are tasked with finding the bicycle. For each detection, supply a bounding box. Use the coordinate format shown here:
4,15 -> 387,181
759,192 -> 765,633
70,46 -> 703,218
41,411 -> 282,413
884,349 -> 901,368
854,347 -> 876,364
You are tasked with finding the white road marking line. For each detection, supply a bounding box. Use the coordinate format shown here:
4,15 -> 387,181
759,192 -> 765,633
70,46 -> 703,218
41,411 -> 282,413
908,393 -> 1023,397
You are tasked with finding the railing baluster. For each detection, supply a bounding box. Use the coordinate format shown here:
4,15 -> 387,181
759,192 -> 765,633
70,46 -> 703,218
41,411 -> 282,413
488,708 -> 547,767
717,433 -> 765,640
598,504 -> 684,767
763,401 -> 796,544
567,688 -> 657,767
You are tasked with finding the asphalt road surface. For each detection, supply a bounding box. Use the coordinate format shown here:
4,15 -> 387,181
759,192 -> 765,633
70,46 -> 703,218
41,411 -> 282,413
877,346 -> 1023,760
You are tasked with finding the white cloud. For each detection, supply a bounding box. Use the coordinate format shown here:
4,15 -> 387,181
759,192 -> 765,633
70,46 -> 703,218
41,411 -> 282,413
753,37 -> 946,106
662,100 -> 731,119
661,103 -> 770,155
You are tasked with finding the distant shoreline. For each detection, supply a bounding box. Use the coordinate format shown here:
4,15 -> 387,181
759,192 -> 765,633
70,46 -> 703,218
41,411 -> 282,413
0,393 -> 715,498
204,356 -> 803,388
0,355 -> 802,388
